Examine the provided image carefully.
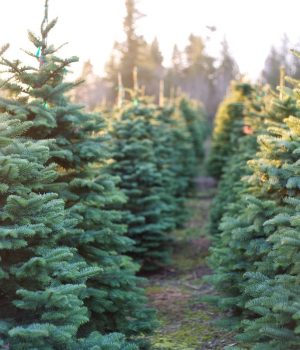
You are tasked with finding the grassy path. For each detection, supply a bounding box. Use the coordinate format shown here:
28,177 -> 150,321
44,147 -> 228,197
146,178 -> 235,350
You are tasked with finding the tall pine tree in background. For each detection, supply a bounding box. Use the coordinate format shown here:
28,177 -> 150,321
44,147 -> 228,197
106,0 -> 164,101
72,60 -> 108,111
261,34 -> 300,90
0,1 -> 156,345
215,38 -> 239,103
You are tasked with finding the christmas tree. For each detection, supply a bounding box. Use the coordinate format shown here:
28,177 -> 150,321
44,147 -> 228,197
235,84 -> 300,348
207,85 -> 266,236
0,98 -> 137,349
206,78 -> 300,348
154,102 -> 200,227
0,1 -> 156,344
207,82 -> 253,179
179,98 -> 207,162
110,97 -> 175,270
0,113 -> 87,349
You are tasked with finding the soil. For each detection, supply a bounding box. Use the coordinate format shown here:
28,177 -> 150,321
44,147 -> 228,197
146,177 -> 236,350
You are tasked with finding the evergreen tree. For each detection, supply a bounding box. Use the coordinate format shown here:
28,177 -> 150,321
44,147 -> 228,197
183,34 -> 216,116
179,98 -> 207,162
172,45 -> 184,73
260,34 -> 300,90
207,85 -> 266,236
106,0 -> 164,101
0,113 -> 90,349
206,84 -> 300,348
154,101 -> 201,227
215,38 -> 239,102
0,2 -> 156,344
110,98 -> 175,270
262,35 -> 289,89
121,0 -> 144,89
164,45 -> 184,101
234,85 -> 300,349
207,82 -> 254,179
72,60 -> 108,111
262,46 -> 284,89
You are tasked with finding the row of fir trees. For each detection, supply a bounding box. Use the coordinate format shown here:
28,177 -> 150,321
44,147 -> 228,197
206,64 -> 300,349
0,2 -> 207,349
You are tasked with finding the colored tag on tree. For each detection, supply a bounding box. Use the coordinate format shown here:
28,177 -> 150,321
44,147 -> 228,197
36,47 -> 41,58
43,102 -> 49,109
39,55 -> 46,66
133,98 -> 139,107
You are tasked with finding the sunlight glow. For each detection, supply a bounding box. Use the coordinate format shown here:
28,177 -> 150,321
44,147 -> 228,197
1,0 -> 300,80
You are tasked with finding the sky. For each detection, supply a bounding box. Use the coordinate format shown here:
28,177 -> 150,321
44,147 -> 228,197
1,0 -> 300,81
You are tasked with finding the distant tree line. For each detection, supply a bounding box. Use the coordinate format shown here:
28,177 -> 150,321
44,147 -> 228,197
72,0 -> 239,121
73,2 -> 300,120
261,34 -> 300,89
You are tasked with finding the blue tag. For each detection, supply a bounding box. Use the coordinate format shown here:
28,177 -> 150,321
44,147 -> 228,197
36,47 -> 41,58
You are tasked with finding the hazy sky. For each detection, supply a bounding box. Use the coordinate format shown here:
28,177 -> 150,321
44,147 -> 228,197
1,0 -> 300,80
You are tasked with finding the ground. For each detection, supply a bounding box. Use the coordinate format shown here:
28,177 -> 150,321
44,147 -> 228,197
146,177 -> 236,350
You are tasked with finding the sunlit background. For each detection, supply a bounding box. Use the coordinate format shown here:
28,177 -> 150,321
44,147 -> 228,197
2,0 -> 300,79
2,0 -> 300,118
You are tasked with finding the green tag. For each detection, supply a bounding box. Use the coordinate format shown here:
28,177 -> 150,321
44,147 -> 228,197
36,47 -> 41,58
133,98 -> 139,107
43,102 -> 49,109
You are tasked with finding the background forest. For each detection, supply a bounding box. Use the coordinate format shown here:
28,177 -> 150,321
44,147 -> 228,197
72,0 -> 300,121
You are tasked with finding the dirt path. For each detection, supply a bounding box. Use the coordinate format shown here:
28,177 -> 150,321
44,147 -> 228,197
146,177 -> 235,350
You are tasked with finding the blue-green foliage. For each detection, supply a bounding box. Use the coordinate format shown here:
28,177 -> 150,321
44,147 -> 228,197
110,100 -> 175,270
0,2 -> 208,347
154,104 -> 199,226
0,115 -> 100,349
207,86 -> 268,236
0,4 -> 156,347
179,98 -> 207,162
206,77 -> 300,349
110,97 -> 207,270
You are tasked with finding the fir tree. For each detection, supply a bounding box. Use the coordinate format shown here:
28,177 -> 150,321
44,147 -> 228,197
154,101 -> 202,227
206,85 -> 299,347
207,85 -> 266,236
207,82 -> 254,179
215,38 -> 239,102
0,112 -> 93,349
234,85 -> 300,349
0,1 -> 156,344
179,98 -> 207,162
110,98 -> 175,270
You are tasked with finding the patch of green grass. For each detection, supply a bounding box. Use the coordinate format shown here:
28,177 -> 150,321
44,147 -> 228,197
150,302 -> 232,350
